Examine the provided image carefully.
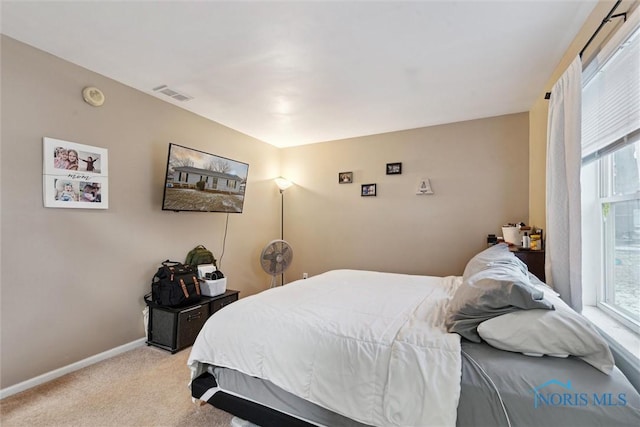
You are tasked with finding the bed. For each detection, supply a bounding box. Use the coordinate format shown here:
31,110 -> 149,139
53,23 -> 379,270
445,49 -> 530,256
188,245 -> 640,426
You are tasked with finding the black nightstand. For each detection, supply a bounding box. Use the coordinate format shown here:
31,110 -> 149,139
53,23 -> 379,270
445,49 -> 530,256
510,248 -> 546,282
145,290 -> 239,353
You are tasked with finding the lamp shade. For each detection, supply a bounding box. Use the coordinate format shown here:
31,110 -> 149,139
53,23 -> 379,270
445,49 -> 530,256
275,177 -> 293,191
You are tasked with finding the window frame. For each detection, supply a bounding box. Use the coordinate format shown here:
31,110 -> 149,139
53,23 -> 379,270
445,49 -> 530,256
596,166 -> 640,331
581,6 -> 640,335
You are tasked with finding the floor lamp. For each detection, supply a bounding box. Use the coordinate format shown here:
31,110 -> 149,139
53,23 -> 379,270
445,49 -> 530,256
275,177 -> 292,285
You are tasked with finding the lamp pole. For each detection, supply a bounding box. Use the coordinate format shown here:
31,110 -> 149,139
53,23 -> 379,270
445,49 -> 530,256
274,177 -> 292,286
280,188 -> 284,241
280,188 -> 285,286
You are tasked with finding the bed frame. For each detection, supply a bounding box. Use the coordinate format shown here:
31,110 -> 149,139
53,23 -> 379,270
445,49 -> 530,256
192,372 -> 316,427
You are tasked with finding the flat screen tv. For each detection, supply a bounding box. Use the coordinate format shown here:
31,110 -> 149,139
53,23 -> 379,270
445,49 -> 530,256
162,143 -> 249,213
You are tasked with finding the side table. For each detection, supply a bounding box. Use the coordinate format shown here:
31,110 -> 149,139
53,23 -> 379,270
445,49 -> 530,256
145,290 -> 239,353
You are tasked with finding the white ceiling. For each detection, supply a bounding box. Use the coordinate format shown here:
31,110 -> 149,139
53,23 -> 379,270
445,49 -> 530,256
1,0 -> 597,147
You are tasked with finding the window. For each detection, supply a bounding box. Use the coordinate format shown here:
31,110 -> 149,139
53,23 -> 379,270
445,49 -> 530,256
598,142 -> 639,327
581,10 -> 640,332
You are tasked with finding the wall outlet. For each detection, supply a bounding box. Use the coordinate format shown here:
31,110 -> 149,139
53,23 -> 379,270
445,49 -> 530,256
302,272 -> 308,279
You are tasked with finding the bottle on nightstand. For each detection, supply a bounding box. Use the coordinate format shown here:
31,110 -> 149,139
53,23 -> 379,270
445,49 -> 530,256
530,234 -> 541,250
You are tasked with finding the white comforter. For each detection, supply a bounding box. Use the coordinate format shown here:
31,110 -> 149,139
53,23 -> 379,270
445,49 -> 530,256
188,269 -> 462,427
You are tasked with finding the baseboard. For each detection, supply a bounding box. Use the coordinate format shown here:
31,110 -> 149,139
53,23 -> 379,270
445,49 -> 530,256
0,338 -> 146,400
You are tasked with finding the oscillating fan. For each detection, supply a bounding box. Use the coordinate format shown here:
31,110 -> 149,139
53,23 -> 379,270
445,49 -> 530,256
260,239 -> 293,288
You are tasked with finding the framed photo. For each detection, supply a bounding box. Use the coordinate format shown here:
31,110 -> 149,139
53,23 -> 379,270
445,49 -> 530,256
43,137 -> 109,209
338,171 -> 353,184
361,183 -> 376,197
386,162 -> 402,175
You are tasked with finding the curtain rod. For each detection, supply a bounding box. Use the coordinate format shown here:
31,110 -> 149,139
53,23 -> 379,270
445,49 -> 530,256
545,0 -> 626,100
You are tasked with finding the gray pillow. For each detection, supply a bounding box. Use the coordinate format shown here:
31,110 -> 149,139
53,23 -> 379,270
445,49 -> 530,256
447,260 -> 553,342
462,243 -> 529,283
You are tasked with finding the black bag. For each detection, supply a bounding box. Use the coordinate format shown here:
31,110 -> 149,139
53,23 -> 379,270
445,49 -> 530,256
151,260 -> 201,307
185,245 -> 217,268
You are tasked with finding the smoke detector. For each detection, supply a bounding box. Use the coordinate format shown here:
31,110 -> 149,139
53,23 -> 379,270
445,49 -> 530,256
152,85 -> 193,102
82,86 -> 105,107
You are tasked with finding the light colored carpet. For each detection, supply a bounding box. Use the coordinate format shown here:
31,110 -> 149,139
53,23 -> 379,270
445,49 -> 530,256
0,345 -> 234,427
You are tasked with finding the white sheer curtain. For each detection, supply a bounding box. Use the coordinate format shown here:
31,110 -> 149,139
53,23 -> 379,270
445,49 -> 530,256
546,56 -> 583,312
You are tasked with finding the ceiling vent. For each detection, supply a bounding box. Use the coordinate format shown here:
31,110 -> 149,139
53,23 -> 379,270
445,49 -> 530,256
152,85 -> 193,102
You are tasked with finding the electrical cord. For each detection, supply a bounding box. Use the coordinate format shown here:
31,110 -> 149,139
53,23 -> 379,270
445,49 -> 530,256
218,213 -> 230,269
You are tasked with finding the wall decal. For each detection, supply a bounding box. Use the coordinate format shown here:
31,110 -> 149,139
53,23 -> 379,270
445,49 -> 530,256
416,178 -> 434,195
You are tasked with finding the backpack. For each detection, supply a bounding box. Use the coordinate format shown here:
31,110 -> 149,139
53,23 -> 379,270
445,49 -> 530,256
150,260 -> 201,307
185,245 -> 217,268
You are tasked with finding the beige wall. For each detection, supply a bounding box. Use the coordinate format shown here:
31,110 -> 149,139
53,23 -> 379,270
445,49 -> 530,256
1,36 -> 530,390
0,36 -> 281,388
281,113 -> 530,281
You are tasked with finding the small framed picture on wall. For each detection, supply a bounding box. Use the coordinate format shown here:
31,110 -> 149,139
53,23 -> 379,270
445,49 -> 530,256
361,183 -> 377,197
338,171 -> 353,184
386,162 -> 402,175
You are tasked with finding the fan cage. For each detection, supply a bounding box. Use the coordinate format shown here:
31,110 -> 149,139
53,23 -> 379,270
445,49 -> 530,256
260,239 -> 293,287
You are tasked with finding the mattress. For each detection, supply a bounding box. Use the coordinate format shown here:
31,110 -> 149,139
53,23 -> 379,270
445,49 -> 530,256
188,268 -> 640,426
457,341 -> 640,426
192,341 -> 640,427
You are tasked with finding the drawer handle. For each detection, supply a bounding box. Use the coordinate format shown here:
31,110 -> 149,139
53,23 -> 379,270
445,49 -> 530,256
187,313 -> 202,321
182,305 -> 202,313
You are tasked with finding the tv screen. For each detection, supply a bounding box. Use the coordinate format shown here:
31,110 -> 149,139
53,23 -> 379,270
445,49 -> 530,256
162,143 -> 249,213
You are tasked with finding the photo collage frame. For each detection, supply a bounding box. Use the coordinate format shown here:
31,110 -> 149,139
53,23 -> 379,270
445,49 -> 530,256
43,137 -> 109,209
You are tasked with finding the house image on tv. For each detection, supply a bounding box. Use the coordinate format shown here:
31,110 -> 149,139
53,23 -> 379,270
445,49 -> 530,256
171,166 -> 246,194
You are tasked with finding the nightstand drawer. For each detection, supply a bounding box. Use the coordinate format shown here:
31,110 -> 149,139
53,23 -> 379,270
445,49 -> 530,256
149,303 -> 209,353
211,293 -> 238,313
176,304 -> 209,349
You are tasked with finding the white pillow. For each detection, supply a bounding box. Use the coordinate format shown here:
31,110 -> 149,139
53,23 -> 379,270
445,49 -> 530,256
477,284 -> 615,374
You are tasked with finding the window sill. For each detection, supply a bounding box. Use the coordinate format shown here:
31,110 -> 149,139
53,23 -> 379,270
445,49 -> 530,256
582,305 -> 640,363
